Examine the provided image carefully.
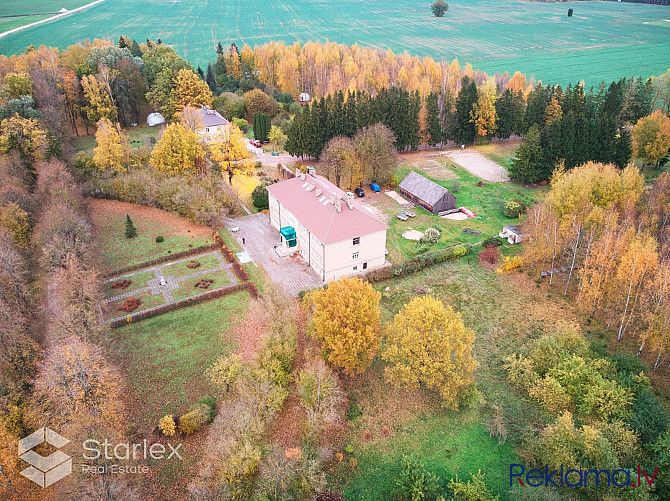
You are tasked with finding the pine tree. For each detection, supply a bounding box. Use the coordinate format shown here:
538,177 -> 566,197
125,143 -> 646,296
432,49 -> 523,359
125,214 -> 137,239
454,77 -> 478,145
613,129 -> 633,169
205,63 -> 216,91
426,92 -> 442,146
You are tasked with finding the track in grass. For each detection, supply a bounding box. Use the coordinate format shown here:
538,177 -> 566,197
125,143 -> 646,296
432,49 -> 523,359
0,0 -> 668,85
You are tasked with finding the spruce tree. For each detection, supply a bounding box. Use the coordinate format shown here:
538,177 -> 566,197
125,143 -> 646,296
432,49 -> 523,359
426,93 -> 442,146
125,214 -> 137,239
613,129 -> 633,169
510,125 -> 544,183
454,77 -> 478,145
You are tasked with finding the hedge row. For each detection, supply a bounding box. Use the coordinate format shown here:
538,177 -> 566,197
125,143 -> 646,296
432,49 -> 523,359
364,244 -> 472,283
231,261 -> 249,282
110,283 -> 250,328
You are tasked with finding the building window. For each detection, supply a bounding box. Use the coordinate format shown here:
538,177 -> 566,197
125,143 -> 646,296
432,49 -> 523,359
363,262 -> 367,270
206,127 -> 209,132
353,266 -> 358,271
353,237 -> 360,245
352,252 -> 359,260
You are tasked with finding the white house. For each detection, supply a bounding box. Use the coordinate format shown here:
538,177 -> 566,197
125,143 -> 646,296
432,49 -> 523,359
499,225 -> 523,244
266,172 -> 389,281
196,106 -> 230,142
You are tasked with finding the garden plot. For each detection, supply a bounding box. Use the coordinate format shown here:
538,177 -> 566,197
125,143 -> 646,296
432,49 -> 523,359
101,250 -> 237,324
443,150 -> 510,183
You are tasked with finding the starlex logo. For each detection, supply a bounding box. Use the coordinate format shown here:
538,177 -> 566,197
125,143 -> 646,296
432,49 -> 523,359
18,427 -> 72,487
510,464 -> 659,489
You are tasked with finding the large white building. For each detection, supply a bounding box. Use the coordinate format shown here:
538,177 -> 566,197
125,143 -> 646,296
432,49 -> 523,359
266,172 -> 389,281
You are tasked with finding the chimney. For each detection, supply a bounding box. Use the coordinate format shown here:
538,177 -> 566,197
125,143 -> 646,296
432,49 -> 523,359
329,195 -> 336,205
315,188 -> 322,197
345,198 -> 354,210
335,199 -> 342,213
300,173 -> 306,181
306,183 -> 315,192
295,168 -> 301,177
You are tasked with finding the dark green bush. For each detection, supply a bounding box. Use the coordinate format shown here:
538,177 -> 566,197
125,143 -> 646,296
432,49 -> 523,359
195,396 -> 217,421
155,236 -> 164,243
481,236 -> 503,248
629,389 -> 668,445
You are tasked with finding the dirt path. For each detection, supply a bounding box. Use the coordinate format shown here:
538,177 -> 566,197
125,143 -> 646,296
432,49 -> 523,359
441,149 -> 510,182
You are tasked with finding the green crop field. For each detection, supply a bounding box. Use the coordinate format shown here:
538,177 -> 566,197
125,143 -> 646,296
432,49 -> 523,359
0,0 -> 668,85
0,0 -> 91,34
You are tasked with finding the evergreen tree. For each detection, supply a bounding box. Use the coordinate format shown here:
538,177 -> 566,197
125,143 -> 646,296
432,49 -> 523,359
252,112 -> 271,142
343,91 -> 359,137
426,93 -> 442,146
510,125 -> 544,182
440,90 -> 457,143
216,42 -> 224,55
495,89 -> 523,140
523,83 -> 548,134
613,128 -> 633,169
125,214 -> 137,239
196,66 -> 204,79
129,40 -> 142,57
454,77 -> 478,145
118,36 -> 128,49
205,64 -> 216,91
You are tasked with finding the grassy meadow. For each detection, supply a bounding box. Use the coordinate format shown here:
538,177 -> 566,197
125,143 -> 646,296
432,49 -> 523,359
0,0 -> 90,33
1,0 -> 668,85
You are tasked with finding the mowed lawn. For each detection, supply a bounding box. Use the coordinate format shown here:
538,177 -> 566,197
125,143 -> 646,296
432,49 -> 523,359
105,291 -> 249,433
0,0 -> 92,33
88,198 -> 215,274
0,0 -> 669,85
381,154 -> 546,264
333,257 -> 582,499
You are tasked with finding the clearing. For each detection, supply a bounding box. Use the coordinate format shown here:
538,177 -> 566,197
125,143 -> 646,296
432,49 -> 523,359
1,0 -> 668,85
88,198 -> 214,274
441,149 -> 510,183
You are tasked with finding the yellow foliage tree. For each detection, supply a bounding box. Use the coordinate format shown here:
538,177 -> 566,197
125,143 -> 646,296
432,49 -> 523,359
158,414 -> 176,436
0,114 -> 46,165
383,295 -> 477,408
633,110 -> 670,167
173,68 -> 212,112
81,74 -> 117,122
544,95 -> 563,126
310,277 -> 381,374
150,122 -> 206,176
471,79 -> 497,138
2,72 -> 31,100
93,118 -> 128,173
0,202 -> 30,251
209,123 -> 252,183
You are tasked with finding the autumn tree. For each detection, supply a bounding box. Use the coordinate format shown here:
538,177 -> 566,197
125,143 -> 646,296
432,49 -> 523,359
209,123 -> 253,183
268,125 -> 287,152
353,123 -> 397,185
383,296 -> 477,408
0,115 -> 46,170
178,105 -> 204,131
1,73 -> 31,100
0,203 -> 30,251
81,74 -> 117,122
471,79 -> 497,139
93,118 -> 128,172
319,136 -> 360,189
244,89 -> 277,120
150,122 -> 206,175
173,68 -> 212,112
633,110 -> 670,168
297,358 -> 343,437
310,277 -> 381,374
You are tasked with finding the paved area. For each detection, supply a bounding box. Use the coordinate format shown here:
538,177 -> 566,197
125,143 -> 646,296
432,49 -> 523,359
224,214 -> 323,296
103,250 -> 237,323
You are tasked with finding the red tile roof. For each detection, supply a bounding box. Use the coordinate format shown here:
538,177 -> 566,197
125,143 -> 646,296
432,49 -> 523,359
266,175 -> 388,244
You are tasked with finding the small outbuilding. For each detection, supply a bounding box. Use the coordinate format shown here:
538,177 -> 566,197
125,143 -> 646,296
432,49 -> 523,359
499,225 -> 523,244
398,170 -> 457,214
147,112 -> 165,127
298,92 -> 311,103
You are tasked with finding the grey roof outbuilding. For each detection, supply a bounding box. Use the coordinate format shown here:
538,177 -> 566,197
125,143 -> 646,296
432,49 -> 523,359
398,170 -> 457,214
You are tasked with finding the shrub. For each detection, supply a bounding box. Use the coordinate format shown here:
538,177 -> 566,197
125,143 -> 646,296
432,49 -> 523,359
449,470 -> 498,501
503,199 -> 526,219
158,414 -> 176,436
124,214 -> 137,238
629,389 -> 668,445
196,396 -> 217,422
395,455 -> 443,501
496,256 -> 522,273
453,245 -> 468,257
431,0 -> 449,18
481,236 -> 503,248
155,235 -> 164,243
178,404 -> 210,434
450,180 -> 461,193
478,245 -> 500,265
422,227 -> 440,245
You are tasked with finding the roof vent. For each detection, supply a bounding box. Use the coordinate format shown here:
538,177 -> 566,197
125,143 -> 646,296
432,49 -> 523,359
315,188 -> 322,197
295,168 -> 301,177
306,183 -> 315,192
345,198 -> 354,210
329,195 -> 336,205
300,173 -> 306,181
335,199 -> 342,213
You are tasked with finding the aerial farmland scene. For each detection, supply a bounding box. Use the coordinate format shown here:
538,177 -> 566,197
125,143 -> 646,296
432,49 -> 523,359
0,0 -> 669,499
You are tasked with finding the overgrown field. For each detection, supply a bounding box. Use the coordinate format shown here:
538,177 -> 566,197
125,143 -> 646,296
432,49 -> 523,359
1,0 -> 669,85
330,257 -> 584,499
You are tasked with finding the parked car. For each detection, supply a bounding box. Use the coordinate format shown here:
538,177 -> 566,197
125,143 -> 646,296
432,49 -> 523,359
345,191 -> 355,199
354,187 -> 365,198
251,139 -> 261,148
369,182 -> 380,192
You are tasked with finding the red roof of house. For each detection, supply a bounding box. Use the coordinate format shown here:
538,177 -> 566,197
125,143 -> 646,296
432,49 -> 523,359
266,175 -> 388,244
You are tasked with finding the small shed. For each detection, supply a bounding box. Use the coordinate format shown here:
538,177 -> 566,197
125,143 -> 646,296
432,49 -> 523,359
298,92 -> 311,103
280,226 -> 297,247
147,112 -> 165,127
398,171 -> 457,214
499,225 -> 523,244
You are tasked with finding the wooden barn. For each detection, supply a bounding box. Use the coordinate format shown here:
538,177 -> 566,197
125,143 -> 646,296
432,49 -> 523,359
398,171 -> 457,214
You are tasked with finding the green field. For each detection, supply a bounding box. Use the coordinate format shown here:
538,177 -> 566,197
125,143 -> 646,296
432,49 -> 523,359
0,0 -> 91,33
0,0 -> 669,85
